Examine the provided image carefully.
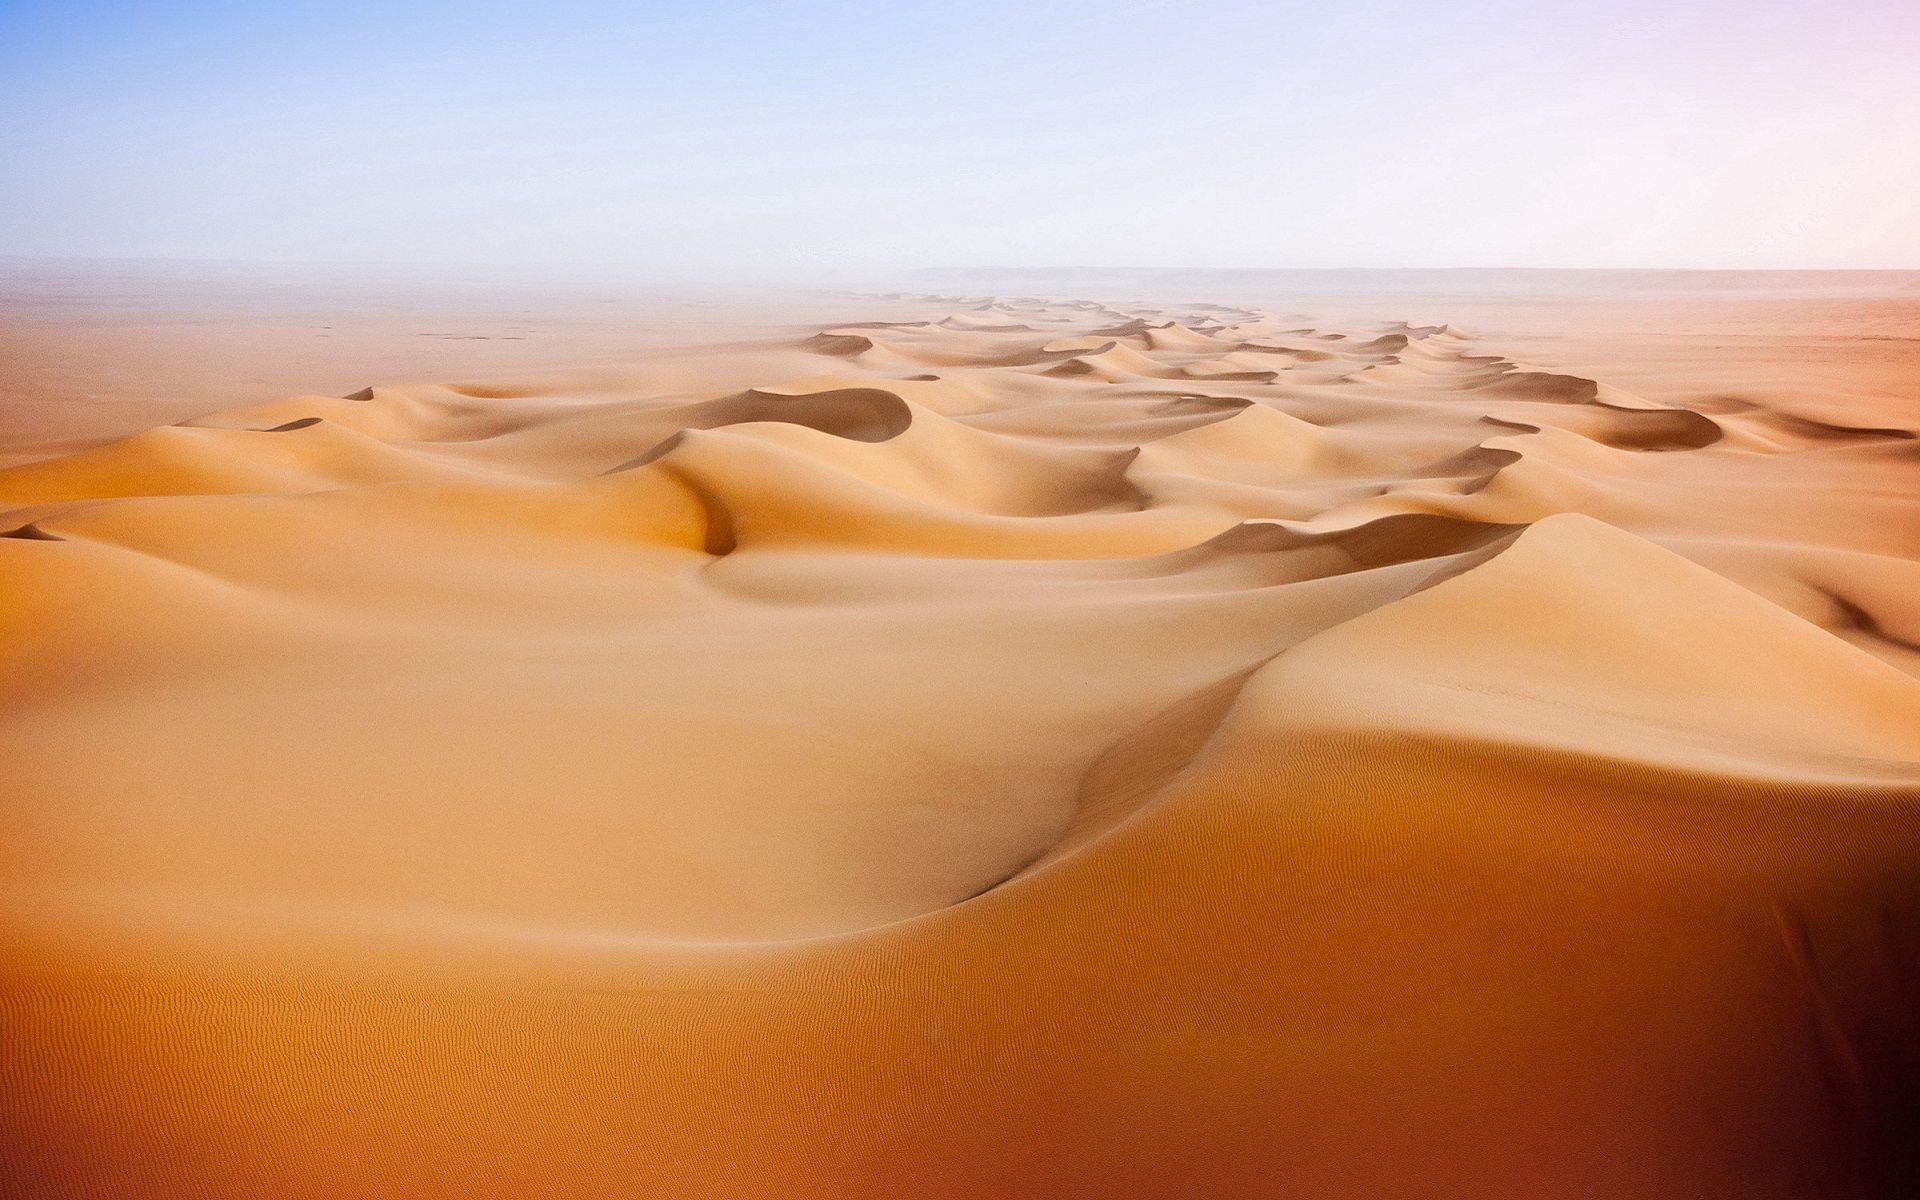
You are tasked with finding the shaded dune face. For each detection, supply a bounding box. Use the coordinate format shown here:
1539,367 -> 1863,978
3,296 -> 1920,1199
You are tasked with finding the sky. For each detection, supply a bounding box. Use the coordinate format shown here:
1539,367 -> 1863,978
2,0 -> 1917,276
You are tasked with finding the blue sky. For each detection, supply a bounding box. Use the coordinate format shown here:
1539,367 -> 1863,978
3,0 -> 1917,274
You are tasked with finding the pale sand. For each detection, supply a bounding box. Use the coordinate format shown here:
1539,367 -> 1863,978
2,267 -> 1918,1197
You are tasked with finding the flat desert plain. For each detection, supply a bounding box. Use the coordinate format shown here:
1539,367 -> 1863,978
3,265 -> 1919,1198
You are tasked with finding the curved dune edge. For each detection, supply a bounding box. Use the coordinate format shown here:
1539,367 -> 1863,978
4,295 -> 1920,1198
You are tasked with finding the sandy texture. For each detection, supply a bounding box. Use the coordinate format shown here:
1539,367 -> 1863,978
3,279 -> 1919,1198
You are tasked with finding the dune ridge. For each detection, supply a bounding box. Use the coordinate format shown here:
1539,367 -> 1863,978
3,294 -> 1919,1198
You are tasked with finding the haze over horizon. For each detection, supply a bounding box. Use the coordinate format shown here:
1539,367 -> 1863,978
4,0 -> 1919,276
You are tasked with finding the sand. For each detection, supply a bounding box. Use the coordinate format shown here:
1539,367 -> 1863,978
3,267 -> 1918,1198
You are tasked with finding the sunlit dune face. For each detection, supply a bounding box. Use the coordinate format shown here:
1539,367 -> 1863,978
4,289 -> 1920,1198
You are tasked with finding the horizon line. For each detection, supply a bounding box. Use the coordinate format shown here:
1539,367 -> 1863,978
4,253 -> 1919,276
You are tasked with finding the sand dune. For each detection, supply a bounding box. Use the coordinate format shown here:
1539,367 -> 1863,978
3,290 -> 1919,1198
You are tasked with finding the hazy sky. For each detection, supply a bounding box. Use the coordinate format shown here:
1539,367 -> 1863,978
3,0 -> 1917,275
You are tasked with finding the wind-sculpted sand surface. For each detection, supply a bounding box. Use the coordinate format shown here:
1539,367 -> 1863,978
4,291 -> 1920,1197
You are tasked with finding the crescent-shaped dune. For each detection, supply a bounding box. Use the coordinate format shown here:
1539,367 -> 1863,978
2,294 -> 1918,1199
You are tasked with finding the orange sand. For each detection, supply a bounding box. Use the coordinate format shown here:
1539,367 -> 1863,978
3,271 -> 1918,1198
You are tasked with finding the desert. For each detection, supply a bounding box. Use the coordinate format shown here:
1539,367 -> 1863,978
3,264 -> 1918,1197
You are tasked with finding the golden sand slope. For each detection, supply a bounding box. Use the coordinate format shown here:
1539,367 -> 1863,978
3,296 -> 1919,1198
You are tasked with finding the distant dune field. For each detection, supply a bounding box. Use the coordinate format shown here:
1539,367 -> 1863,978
3,271 -> 1919,1198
